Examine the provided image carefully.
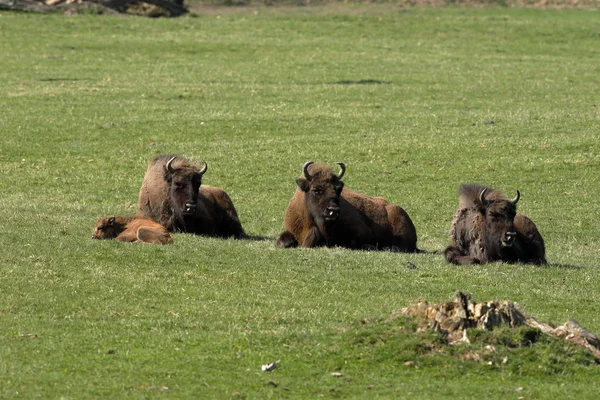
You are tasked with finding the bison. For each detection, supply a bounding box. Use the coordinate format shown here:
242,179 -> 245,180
92,216 -> 173,245
444,184 -> 546,265
276,161 -> 418,251
136,155 -> 246,238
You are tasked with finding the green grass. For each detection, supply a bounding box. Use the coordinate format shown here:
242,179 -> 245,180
1,5 -> 600,398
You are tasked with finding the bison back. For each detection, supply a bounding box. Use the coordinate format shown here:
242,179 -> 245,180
195,185 -> 247,238
339,189 -> 418,251
514,213 -> 546,264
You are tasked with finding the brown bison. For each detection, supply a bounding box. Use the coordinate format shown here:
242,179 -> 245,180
276,161 -> 418,251
444,184 -> 546,265
92,216 -> 173,245
136,155 -> 246,238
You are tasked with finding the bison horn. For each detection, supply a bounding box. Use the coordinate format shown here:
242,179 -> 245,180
510,190 -> 521,205
196,160 -> 208,175
166,156 -> 178,174
336,162 -> 346,179
479,188 -> 492,207
302,161 -> 314,181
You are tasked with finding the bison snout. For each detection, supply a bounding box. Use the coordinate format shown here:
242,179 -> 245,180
501,231 -> 517,247
323,206 -> 340,221
183,203 -> 197,215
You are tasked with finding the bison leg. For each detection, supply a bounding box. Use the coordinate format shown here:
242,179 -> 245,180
444,246 -> 481,265
137,227 -> 173,245
276,231 -> 298,248
115,232 -> 139,243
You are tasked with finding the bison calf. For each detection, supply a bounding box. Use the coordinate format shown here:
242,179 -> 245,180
444,184 -> 546,265
276,161 -> 418,252
137,155 -> 246,238
92,216 -> 173,245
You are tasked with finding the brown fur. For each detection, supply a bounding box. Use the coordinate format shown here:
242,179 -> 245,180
136,155 -> 246,238
444,184 -> 546,265
276,162 -> 418,251
92,216 -> 173,245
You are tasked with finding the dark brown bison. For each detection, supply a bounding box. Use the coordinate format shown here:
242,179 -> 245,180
92,216 -> 173,245
444,184 -> 546,265
276,161 -> 418,251
136,155 -> 246,238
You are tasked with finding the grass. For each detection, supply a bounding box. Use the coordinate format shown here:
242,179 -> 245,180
1,5 -> 600,398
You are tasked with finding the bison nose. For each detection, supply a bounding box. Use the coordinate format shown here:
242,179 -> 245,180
324,206 -> 340,221
502,231 -> 517,247
184,203 -> 196,214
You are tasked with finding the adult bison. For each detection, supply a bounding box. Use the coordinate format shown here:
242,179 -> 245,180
136,155 -> 246,238
92,216 -> 173,245
276,161 -> 418,251
444,184 -> 546,265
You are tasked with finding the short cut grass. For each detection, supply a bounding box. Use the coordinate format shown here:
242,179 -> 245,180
1,5 -> 599,399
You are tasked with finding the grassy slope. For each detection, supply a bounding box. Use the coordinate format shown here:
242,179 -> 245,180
1,6 -> 599,398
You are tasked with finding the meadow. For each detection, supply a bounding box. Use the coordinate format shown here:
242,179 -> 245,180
1,5 -> 599,398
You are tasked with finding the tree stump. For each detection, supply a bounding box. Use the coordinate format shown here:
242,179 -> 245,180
391,291 -> 600,359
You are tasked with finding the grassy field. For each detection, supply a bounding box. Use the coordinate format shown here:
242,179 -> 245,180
1,5 -> 600,398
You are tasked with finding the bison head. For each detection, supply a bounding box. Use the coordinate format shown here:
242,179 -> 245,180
92,217 -> 119,239
163,156 -> 208,216
480,188 -> 520,248
296,161 -> 345,223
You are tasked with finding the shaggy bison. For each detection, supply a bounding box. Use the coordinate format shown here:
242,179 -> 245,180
444,184 -> 546,265
92,216 -> 173,245
136,155 -> 246,238
276,161 -> 418,251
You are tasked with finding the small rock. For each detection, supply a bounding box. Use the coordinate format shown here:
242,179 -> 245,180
261,360 -> 280,372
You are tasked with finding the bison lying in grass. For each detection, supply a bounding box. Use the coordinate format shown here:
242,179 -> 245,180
444,184 -> 546,265
92,216 -> 173,245
277,161 -> 418,252
137,155 -> 246,238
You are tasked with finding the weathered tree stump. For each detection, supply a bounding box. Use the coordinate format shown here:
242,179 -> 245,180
0,0 -> 187,17
391,291 -> 600,359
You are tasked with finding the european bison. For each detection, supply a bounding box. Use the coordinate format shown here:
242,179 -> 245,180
136,155 -> 246,238
444,184 -> 546,265
92,216 -> 173,245
276,161 -> 418,251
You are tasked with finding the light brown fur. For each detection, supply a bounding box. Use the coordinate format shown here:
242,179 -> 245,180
92,216 -> 173,245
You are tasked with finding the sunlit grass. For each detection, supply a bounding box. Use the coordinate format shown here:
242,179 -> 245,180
1,6 -> 599,398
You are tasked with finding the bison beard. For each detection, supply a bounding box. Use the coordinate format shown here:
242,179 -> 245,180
276,161 -> 418,252
444,184 -> 546,265
136,155 -> 247,238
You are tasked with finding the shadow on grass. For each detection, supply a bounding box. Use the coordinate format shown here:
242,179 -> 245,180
329,79 -> 391,85
243,234 -> 275,242
38,78 -> 87,82
543,262 -> 584,270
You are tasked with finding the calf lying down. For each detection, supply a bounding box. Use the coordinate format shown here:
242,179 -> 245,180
92,216 -> 173,245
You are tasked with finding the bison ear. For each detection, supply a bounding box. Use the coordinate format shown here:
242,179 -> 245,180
296,178 -> 310,192
108,217 -> 115,225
